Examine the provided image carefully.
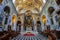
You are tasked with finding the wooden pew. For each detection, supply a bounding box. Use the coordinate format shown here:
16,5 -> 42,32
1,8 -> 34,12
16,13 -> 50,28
8,31 -> 20,39
0,31 -> 11,40
0,33 -> 9,40
43,30 -> 57,40
48,32 -> 57,40
51,30 -> 60,39
0,31 -> 20,40
43,30 -> 50,37
55,31 -> 60,39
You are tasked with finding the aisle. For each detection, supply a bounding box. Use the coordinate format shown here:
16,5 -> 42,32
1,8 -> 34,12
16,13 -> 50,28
12,34 -> 48,40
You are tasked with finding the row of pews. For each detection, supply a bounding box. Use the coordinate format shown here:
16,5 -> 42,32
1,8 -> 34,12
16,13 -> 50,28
0,31 -> 20,40
39,30 -> 60,40
0,30 -> 60,40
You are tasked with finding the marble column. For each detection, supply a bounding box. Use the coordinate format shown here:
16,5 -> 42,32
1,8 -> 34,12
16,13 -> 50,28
34,19 -> 37,32
14,22 -> 17,31
21,17 -> 24,32
21,25 -> 24,32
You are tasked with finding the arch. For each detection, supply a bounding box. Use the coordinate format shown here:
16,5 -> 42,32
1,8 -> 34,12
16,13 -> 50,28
48,7 -> 55,14
55,0 -> 60,5
56,10 -> 60,15
17,20 -> 21,31
25,10 -> 32,18
17,21 -> 21,26
12,15 -> 16,23
41,15 -> 46,24
4,6 -> 10,14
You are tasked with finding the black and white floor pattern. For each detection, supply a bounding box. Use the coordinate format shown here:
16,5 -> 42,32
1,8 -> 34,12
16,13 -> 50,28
12,34 -> 48,40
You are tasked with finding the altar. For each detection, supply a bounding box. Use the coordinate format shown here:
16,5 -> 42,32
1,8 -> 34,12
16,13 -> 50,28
26,26 -> 32,31
16,10 -> 41,35
21,31 -> 38,35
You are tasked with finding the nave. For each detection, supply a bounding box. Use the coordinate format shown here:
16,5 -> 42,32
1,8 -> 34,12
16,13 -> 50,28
0,0 -> 60,40
12,34 -> 48,40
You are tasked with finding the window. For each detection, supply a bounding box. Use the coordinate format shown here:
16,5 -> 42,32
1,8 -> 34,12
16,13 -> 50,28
4,17 -> 8,24
48,7 -> 55,14
4,6 -> 10,14
56,0 -> 60,5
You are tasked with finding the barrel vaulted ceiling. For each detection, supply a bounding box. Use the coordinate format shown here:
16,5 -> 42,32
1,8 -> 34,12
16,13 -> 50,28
12,0 -> 46,12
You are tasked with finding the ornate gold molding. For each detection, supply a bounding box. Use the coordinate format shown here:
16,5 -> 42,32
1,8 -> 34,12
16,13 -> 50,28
14,0 -> 43,11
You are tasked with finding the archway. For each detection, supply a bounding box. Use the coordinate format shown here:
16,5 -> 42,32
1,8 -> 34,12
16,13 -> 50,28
42,15 -> 46,25
4,6 -> 10,15
12,15 -> 16,31
48,7 -> 55,14
17,21 -> 21,32
36,17 -> 41,32
56,0 -> 60,5
12,15 -> 16,23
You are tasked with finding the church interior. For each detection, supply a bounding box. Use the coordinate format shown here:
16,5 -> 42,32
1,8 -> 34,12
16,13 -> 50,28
0,0 -> 60,40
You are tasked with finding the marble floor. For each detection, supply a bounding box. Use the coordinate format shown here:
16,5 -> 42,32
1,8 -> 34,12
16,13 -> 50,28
12,34 -> 48,40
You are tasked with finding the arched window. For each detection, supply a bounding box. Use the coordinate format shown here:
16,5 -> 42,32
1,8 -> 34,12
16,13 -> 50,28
57,10 -> 60,15
42,15 -> 46,24
56,0 -> 60,5
48,7 -> 55,14
12,15 -> 16,23
4,6 -> 10,14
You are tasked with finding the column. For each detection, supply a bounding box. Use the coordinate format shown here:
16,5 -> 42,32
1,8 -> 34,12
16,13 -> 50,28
21,17 -> 24,32
34,18 -> 37,32
12,22 -> 16,31
21,25 -> 23,32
